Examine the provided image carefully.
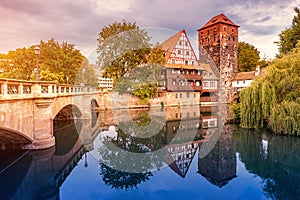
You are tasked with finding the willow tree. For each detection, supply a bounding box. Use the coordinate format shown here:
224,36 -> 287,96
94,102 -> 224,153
240,42 -> 300,135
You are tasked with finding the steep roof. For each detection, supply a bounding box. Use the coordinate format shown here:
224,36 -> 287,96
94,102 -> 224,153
198,13 -> 239,31
161,29 -> 185,61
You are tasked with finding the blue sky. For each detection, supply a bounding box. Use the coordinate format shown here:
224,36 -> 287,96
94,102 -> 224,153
0,0 -> 299,63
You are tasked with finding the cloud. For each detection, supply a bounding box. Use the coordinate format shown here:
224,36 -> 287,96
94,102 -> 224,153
0,0 -> 299,62
223,0 -> 300,58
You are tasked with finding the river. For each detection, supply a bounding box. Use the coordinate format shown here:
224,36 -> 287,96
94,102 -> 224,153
1,106 -> 300,200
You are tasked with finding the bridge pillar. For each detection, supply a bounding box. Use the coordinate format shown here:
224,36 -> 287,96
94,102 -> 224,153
23,98 -> 55,149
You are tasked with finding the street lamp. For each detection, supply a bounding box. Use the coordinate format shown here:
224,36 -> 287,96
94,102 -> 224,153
34,45 -> 40,81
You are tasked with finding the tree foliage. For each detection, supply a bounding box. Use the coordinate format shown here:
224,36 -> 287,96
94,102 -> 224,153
75,58 -> 99,87
275,7 -> 300,57
0,38 -> 85,84
238,41 -> 260,72
240,42 -> 300,135
96,20 -> 165,99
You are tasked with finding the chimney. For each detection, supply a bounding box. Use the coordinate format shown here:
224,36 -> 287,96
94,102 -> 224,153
255,65 -> 260,76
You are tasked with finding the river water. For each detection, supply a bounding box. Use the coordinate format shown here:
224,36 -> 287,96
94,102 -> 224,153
1,106 -> 300,200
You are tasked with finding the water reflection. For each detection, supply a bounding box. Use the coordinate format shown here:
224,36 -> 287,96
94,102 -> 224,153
1,106 -> 300,199
233,128 -> 300,199
198,132 -> 237,187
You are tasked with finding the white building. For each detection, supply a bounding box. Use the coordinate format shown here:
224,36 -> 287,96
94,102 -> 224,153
232,65 -> 264,102
98,77 -> 113,91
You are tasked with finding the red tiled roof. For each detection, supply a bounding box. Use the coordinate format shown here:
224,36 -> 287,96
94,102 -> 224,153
232,71 -> 256,81
198,13 -> 239,30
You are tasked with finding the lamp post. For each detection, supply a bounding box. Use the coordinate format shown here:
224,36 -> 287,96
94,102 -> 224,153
34,45 -> 41,81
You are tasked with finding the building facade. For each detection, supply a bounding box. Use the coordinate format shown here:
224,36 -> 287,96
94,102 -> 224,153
159,30 -> 218,105
198,14 -> 239,102
232,65 -> 264,102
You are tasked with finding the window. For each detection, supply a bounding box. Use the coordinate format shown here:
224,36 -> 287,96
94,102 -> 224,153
186,51 -> 189,56
172,59 -> 175,64
210,81 -> 216,88
185,60 -> 188,65
223,26 -> 227,31
194,93 -> 196,98
192,61 -> 194,65
179,41 -> 182,45
187,92 -> 190,98
178,50 -> 181,54
175,93 -> 178,98
243,80 -> 246,84
180,93 -> 182,98
172,80 -> 176,86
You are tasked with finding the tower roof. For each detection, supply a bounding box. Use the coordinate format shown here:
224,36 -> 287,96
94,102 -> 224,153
198,13 -> 239,31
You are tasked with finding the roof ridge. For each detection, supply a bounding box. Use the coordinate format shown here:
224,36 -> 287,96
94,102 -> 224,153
198,13 -> 239,30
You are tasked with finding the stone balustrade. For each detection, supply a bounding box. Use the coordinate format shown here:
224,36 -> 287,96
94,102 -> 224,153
0,78 -> 96,101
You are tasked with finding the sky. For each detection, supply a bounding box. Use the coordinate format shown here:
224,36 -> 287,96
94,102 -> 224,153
0,0 -> 299,63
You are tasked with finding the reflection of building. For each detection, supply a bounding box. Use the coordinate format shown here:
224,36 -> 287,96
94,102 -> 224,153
198,132 -> 237,187
165,142 -> 199,178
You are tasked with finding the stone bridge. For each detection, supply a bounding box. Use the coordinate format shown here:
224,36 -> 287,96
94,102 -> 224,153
0,78 -> 109,149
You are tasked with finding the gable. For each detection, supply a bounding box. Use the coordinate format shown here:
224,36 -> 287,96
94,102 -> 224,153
161,30 -> 199,66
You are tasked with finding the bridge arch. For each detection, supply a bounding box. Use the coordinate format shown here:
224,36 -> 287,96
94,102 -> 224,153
0,127 -> 32,149
53,104 -> 82,121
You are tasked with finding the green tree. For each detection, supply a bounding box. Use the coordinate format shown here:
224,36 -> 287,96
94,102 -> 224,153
0,48 -> 36,80
39,38 -> 84,84
0,38 -> 85,83
75,58 -> 99,87
97,20 -> 150,83
239,42 -> 300,135
275,7 -> 300,57
97,20 -> 165,99
238,41 -> 260,72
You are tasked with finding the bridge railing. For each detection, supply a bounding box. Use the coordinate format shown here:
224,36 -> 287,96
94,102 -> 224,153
0,78 -> 96,100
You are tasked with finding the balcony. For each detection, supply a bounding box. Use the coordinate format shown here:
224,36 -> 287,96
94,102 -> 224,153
167,85 -> 203,92
166,72 -> 203,81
